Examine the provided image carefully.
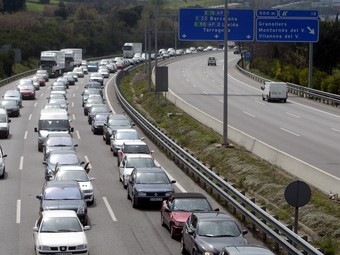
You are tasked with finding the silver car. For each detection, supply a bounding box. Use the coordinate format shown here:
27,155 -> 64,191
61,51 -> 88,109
0,145 -> 7,178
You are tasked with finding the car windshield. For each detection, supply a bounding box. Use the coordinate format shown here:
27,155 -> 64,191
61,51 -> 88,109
40,217 -> 82,233
124,145 -> 150,154
46,137 -> 73,147
48,153 -> 79,165
197,220 -> 241,237
44,186 -> 82,200
0,115 -> 7,122
90,106 -> 108,113
136,172 -> 169,184
172,198 -> 212,212
94,114 -> 108,121
1,100 -> 17,107
108,119 -> 129,125
126,158 -> 155,168
55,170 -> 89,182
39,120 -> 69,131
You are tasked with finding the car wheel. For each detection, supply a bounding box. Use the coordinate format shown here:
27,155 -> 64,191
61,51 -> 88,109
127,188 -> 131,200
88,198 -> 94,205
0,168 -> 5,179
132,196 -> 138,208
161,213 -> 166,227
170,224 -> 176,239
105,136 -> 110,145
181,237 -> 188,255
38,144 -> 43,152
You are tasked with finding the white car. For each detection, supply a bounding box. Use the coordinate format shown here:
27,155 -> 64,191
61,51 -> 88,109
33,210 -> 90,255
53,165 -> 95,204
119,154 -> 156,188
110,129 -> 143,156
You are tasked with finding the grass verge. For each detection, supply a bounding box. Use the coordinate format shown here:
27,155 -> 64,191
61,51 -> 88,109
120,66 -> 340,254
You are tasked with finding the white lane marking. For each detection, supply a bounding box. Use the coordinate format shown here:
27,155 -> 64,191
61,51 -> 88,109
72,102 -> 74,108
76,130 -> 81,139
73,93 -> 76,98
76,86 -> 79,90
84,155 -> 92,169
34,102 -> 38,107
24,131 -> 28,140
19,156 -> 24,170
103,197 -> 117,222
218,99 -> 223,103
331,128 -> 340,133
29,114 -> 32,120
255,100 -> 265,105
202,91 -> 208,95
157,160 -> 186,192
105,75 -> 117,114
192,84 -> 197,88
286,112 -> 301,118
72,114 -> 76,120
243,111 -> 256,118
40,93 -> 44,98
281,128 -> 300,136
16,200 -> 21,224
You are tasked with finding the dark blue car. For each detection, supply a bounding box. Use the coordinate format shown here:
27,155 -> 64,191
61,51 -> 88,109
127,167 -> 176,208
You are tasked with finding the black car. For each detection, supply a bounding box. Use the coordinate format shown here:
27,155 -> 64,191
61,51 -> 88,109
91,112 -> 110,135
42,133 -> 78,160
103,114 -> 133,144
43,150 -> 84,181
87,104 -> 110,124
181,212 -> 248,255
127,167 -> 176,208
36,180 -> 88,225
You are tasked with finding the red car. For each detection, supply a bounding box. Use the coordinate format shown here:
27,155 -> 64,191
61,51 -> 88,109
19,84 -> 35,100
160,193 -> 215,238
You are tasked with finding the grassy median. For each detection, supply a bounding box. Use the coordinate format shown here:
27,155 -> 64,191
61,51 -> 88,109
119,66 -> 340,254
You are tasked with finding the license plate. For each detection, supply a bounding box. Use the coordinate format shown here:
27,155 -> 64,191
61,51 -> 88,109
150,198 -> 163,201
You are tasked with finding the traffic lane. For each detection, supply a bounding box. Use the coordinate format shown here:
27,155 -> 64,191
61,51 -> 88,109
0,80 -> 54,254
104,69 -> 262,246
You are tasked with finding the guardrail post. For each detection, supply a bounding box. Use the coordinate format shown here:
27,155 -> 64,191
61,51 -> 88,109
240,191 -> 246,222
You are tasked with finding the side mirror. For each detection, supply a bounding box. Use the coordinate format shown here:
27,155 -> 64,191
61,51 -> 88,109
188,229 -> 194,235
70,127 -> 74,132
83,225 -> 91,231
261,86 -> 264,90
171,180 -> 176,184
36,194 -> 42,200
214,208 -> 219,211
34,127 -> 38,132
242,230 -> 248,236
33,226 -> 39,232
8,119 -> 11,123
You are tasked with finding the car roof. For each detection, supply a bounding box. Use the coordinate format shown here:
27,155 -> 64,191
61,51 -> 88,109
46,133 -> 72,138
42,210 -> 78,218
115,128 -> 137,133
221,245 -> 275,255
123,140 -> 147,146
169,192 -> 207,199
45,180 -> 80,187
192,211 -> 232,220
57,165 -> 86,171
125,153 -> 153,159
48,149 -> 78,155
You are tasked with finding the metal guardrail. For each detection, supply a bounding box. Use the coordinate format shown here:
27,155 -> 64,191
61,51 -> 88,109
236,63 -> 340,107
114,69 -> 324,255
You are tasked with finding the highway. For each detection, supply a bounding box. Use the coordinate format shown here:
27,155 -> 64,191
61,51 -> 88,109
0,68 -> 261,254
167,51 -> 340,180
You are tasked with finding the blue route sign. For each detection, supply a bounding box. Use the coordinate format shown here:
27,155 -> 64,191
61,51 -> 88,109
256,9 -> 319,43
178,8 -> 254,41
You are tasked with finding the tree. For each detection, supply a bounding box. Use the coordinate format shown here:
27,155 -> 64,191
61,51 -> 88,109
0,0 -> 25,13
55,0 -> 68,20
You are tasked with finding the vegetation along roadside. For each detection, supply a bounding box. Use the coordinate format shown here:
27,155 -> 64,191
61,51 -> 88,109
119,66 -> 340,255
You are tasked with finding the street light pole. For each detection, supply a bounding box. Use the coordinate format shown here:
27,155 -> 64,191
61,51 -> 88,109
223,0 -> 230,147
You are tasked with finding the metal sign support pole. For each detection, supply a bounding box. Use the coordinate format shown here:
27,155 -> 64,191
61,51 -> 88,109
223,0 -> 229,147
308,42 -> 313,88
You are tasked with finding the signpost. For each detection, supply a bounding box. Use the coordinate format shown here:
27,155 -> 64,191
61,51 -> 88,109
178,8 -> 254,41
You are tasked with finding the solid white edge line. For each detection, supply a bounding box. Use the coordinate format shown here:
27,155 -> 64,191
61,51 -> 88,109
105,75 -> 117,114
280,128 -> 300,136
19,156 -> 24,170
16,200 -> 21,224
103,197 -> 117,222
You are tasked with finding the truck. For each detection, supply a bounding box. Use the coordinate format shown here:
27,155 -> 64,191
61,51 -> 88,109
61,48 -> 82,67
261,81 -> 288,102
40,50 -> 65,78
122,43 -> 142,58
60,49 -> 75,71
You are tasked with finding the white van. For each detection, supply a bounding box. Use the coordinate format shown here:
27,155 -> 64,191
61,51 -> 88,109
34,108 -> 73,151
0,108 -> 11,138
261,82 -> 288,102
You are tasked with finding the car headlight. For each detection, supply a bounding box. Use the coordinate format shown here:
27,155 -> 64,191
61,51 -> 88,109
174,221 -> 185,227
203,253 -> 214,255
38,245 -> 51,251
137,192 -> 147,196
76,244 -> 87,250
